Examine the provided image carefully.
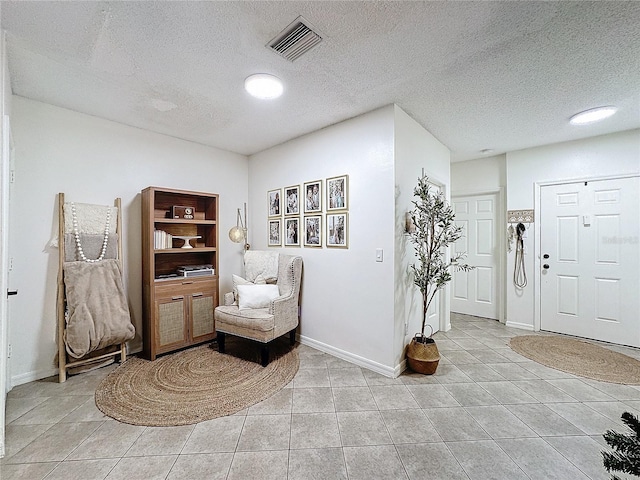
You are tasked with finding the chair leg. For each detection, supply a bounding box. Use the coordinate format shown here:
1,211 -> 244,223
217,332 -> 226,353
289,328 -> 296,346
260,344 -> 269,367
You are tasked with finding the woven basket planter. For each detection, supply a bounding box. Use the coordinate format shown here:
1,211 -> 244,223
406,333 -> 440,375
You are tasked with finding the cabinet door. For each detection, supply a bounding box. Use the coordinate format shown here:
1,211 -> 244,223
155,294 -> 189,353
190,289 -> 217,343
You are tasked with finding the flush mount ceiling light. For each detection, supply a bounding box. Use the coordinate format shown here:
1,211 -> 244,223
569,106 -> 617,125
244,74 -> 283,99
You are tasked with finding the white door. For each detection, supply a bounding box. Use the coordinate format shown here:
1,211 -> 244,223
0,116 -> 11,458
451,193 -> 500,319
540,177 -> 640,347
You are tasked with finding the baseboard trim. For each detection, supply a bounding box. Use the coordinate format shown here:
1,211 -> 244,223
506,321 -> 535,331
298,335 -> 396,378
11,367 -> 57,387
10,345 -> 144,389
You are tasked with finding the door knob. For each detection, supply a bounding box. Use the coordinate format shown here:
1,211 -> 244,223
543,264 -> 550,270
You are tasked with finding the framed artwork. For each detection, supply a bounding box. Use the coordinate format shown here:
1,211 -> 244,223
268,189 -> 281,217
303,180 -> 322,213
268,219 -> 282,246
326,174 -> 348,211
304,215 -> 322,247
284,217 -> 300,246
326,213 -> 348,248
284,185 -> 300,216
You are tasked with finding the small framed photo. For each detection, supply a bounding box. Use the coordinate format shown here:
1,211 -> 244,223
303,180 -> 322,213
268,189 -> 281,217
268,219 -> 282,246
304,215 -> 322,247
327,174 -> 348,211
284,217 -> 300,246
326,213 -> 348,248
284,185 -> 300,216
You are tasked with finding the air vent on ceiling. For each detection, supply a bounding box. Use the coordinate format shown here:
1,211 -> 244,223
268,16 -> 323,62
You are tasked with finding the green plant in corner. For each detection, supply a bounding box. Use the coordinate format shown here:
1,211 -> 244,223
405,174 -> 473,373
602,411 -> 640,480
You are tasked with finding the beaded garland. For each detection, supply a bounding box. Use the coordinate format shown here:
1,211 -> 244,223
70,202 -> 111,263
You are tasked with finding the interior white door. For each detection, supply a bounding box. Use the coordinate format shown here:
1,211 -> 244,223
0,116 -> 11,457
451,193 -> 499,319
540,177 -> 640,347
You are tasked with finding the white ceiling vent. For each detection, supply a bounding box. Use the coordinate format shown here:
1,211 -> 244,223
268,16 -> 322,62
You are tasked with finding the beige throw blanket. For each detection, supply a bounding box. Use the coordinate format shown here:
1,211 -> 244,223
63,259 -> 135,359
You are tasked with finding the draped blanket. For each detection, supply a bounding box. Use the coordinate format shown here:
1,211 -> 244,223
63,259 -> 135,359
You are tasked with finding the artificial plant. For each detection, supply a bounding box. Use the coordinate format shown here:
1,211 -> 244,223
408,174 -> 473,339
603,411 -> 640,480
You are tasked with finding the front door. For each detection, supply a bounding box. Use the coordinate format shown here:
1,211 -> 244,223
451,193 -> 500,320
540,177 -> 640,346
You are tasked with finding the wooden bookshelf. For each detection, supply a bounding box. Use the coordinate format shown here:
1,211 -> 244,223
141,187 -> 219,360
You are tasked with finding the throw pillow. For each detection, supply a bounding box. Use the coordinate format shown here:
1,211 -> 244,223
232,274 -> 266,303
237,284 -> 280,310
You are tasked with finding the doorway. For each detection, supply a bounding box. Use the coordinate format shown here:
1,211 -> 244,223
451,193 -> 500,320
539,176 -> 640,346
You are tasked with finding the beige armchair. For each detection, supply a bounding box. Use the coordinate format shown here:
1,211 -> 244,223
214,254 -> 302,366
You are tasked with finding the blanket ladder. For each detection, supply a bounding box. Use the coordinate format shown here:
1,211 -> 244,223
56,193 -> 128,382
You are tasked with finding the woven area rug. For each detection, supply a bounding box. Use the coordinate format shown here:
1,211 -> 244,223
95,339 -> 299,426
510,335 -> 640,385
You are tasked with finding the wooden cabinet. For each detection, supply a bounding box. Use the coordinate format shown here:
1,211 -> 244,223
142,187 -> 219,360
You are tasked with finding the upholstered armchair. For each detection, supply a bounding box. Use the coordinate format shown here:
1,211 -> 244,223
214,254 -> 302,366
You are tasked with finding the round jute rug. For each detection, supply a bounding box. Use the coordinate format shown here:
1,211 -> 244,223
95,339 -> 299,426
510,335 -> 640,385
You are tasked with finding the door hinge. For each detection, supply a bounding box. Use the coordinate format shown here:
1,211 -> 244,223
10,170 -> 15,183
7,344 -> 11,358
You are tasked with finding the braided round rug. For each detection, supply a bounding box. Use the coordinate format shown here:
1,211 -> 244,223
95,339 -> 299,426
510,335 -> 640,385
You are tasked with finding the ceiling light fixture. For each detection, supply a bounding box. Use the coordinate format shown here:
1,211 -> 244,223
244,74 -> 283,100
569,106 -> 617,125
480,149 -> 494,155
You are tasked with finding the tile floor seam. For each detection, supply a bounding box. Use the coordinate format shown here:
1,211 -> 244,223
539,435 -> 599,480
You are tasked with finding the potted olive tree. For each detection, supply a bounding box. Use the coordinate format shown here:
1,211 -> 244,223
406,174 -> 473,374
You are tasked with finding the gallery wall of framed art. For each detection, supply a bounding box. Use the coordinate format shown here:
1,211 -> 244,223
267,174 -> 348,248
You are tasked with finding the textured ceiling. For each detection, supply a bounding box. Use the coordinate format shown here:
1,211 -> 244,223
2,1 -> 639,161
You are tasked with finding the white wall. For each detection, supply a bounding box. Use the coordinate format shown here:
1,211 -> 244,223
9,96 -> 248,385
249,106 -> 397,374
451,155 -> 506,195
393,106 -> 450,371
505,130 -> 640,329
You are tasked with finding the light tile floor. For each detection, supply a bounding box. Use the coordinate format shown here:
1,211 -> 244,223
3,313 -> 640,480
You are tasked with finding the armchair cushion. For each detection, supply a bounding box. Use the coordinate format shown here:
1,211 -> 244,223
237,284 -> 280,310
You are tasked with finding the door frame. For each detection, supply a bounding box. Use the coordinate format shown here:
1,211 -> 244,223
451,187 -> 506,324
534,173 -> 640,332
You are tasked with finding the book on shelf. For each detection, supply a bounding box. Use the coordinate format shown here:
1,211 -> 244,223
154,230 -> 173,249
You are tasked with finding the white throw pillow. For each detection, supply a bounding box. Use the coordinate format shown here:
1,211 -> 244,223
237,284 -> 280,310
232,274 -> 266,303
